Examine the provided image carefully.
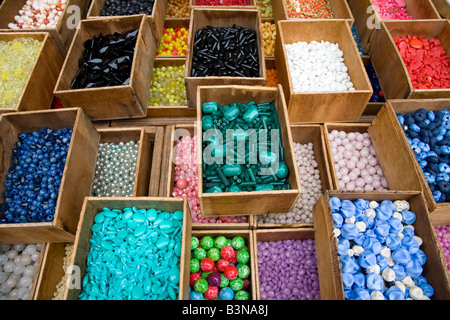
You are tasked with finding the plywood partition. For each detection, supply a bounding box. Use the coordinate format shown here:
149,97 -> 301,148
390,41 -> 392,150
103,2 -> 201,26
164,124 -> 253,229
0,108 -> 99,243
348,0 -> 441,53
54,15 -> 156,120
381,99 -> 450,224
184,8 -> 266,109
86,0 -> 167,45
431,0 -> 450,18
256,125 -> 333,229
65,197 -> 192,300
0,32 -> 63,115
370,20 -> 450,100
196,85 -> 301,217
313,191 -> 450,300
275,19 -> 372,123
0,0 -> 91,56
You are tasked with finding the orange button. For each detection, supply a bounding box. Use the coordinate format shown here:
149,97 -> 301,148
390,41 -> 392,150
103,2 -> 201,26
410,39 -> 424,49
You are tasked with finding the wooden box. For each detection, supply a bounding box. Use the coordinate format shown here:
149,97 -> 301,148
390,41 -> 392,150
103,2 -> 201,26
163,124 -> 253,229
191,229 -> 257,300
196,85 -> 301,217
94,127 -> 164,197
255,125 -> 333,229
190,0 -> 256,9
323,121 -> 424,194
253,228 -> 317,300
0,32 -> 63,116
155,19 -> 190,58
64,197 -> 192,300
272,0 -> 354,25
431,0 -> 450,19
381,99 -> 450,224
275,20 -> 372,123
348,0 -> 441,53
313,191 -> 450,300
0,108 -> 99,243
54,15 -> 157,121
33,242 -> 69,300
0,0 -> 91,56
86,0 -> 167,45
184,8 -> 266,109
370,20 -> 450,100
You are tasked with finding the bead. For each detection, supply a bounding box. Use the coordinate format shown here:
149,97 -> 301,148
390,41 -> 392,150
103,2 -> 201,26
0,242 -> 42,300
71,29 -> 138,89
284,0 -> 333,19
191,26 -> 260,78
285,40 -> 354,93
100,0 -> 155,16
8,0 -> 67,30
166,0 -> 190,17
156,27 -> 189,57
79,206 -> 183,300
148,65 -> 187,106
0,38 -> 42,109
372,0 -> 412,20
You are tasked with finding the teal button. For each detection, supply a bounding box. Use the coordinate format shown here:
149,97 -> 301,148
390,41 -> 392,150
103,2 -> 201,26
243,106 -> 259,123
169,267 -> 180,284
173,211 -> 183,220
276,163 -> 289,179
146,208 -> 158,221
256,184 -> 275,191
223,164 -> 242,177
156,237 -> 169,249
91,223 -> 102,233
131,286 -> 144,299
202,115 -> 214,130
202,102 -> 219,114
132,212 -> 146,224
159,220 -> 173,231
134,225 -> 147,237
224,105 -> 240,121
94,213 -> 105,224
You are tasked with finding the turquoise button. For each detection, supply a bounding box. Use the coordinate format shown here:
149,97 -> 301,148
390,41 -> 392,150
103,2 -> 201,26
127,220 -> 138,230
101,240 -> 113,251
146,208 -> 158,221
132,286 -> 144,299
123,210 -> 133,222
174,242 -> 182,257
134,225 -> 147,237
91,223 -> 102,233
143,279 -> 152,294
159,220 -> 173,231
173,211 -> 183,220
104,210 -> 118,218
117,229 -> 128,239
94,213 -> 105,224
169,267 -> 180,284
156,237 -> 169,249
133,212 -> 146,223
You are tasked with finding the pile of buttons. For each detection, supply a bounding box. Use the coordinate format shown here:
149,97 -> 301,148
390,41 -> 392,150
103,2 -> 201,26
189,235 -> 251,300
331,197 -> 434,300
397,108 -> 450,203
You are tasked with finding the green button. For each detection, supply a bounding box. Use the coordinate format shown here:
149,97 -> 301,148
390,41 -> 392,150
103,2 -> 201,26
276,163 -> 289,179
202,102 -> 219,114
223,164 -> 242,177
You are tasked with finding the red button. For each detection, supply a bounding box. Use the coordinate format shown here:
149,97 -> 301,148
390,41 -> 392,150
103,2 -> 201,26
410,39 -> 424,49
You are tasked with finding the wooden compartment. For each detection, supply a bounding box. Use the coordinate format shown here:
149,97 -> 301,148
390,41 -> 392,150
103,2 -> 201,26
275,20 -> 372,123
33,242 -> 71,300
0,32 -> 63,115
431,0 -> 450,19
94,126 -> 164,197
313,191 -> 450,300
163,124 -> 253,229
87,0 -> 167,45
381,99 -> 450,224
0,108 -> 99,243
256,125 -> 333,229
64,197 -> 192,300
191,229 -> 257,300
184,8 -> 266,109
190,0 -> 256,10
253,228 -> 317,300
370,20 -> 450,100
348,0 -> 441,53
323,120 -> 424,194
54,15 -> 157,121
0,0 -> 91,56
196,85 -> 301,217
272,0 -> 354,25
359,55 -> 385,122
